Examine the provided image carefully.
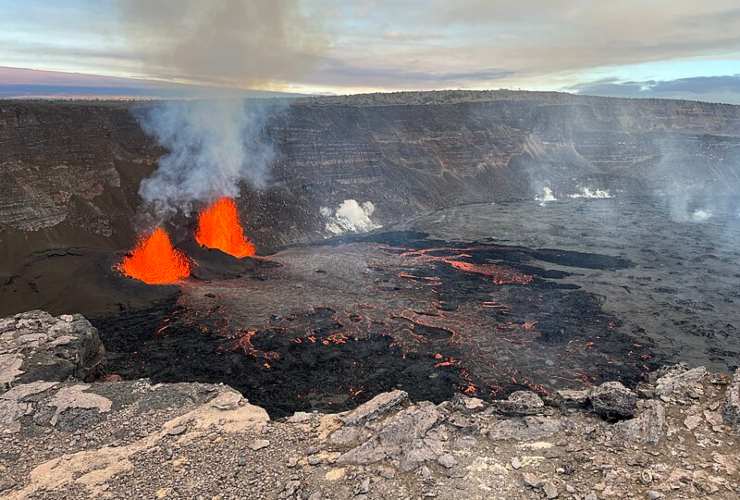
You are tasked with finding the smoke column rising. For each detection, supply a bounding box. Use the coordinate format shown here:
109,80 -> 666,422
136,99 -> 276,216
117,0 -> 325,219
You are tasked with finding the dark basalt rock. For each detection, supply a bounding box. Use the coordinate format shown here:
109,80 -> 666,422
0,310 -> 104,391
589,381 -> 638,420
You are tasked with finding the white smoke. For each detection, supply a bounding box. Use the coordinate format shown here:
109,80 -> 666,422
118,0 -> 324,220
690,209 -> 713,222
535,186 -> 557,206
568,187 -> 612,199
322,200 -> 381,234
135,99 -> 276,216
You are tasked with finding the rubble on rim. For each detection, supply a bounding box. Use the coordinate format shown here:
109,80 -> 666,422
0,311 -> 738,499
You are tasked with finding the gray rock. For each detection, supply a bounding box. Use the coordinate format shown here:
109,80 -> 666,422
0,477 -> 16,493
492,391 -> 544,416
280,480 -> 301,499
48,384 -> 112,425
522,472 -> 544,488
454,394 -> 486,412
554,389 -> 590,408
286,411 -> 313,423
340,389 -> 408,426
0,311 -> 104,392
1,381 -> 58,401
166,425 -> 187,436
584,494 -> 598,500
338,402 -> 441,470
722,368 -> 739,428
249,439 -> 270,451
436,453 -> 457,468
328,426 -> 368,448
353,478 -> 370,495
543,481 -> 559,498
636,383 -> 656,399
655,365 -> 706,399
615,400 -> 665,443
589,381 -> 637,419
0,381 -> 59,433
488,416 -> 564,441
646,491 -> 663,499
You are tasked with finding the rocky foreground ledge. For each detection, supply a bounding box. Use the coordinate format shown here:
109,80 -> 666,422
1,311 -> 738,499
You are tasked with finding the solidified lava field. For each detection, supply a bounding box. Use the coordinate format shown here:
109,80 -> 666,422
400,196 -> 740,372
7,193 -> 737,418
94,218 -> 658,418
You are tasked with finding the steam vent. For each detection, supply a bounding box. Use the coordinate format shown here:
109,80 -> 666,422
3,4 -> 740,496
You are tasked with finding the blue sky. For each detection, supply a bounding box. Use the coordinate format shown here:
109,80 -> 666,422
1,0 -> 740,102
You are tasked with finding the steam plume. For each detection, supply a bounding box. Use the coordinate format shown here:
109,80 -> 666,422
116,0 -> 325,218
136,99 -> 276,216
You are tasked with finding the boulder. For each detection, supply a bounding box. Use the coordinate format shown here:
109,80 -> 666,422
615,400 -> 666,444
339,389 -> 408,426
338,402 -> 441,470
0,311 -> 104,391
492,391 -> 545,416
454,394 -> 487,412
654,365 -> 706,400
589,381 -> 637,419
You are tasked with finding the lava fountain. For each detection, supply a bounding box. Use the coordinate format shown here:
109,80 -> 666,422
117,228 -> 191,284
195,197 -> 256,258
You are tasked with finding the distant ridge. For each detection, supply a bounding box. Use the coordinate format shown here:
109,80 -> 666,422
0,66 -> 303,99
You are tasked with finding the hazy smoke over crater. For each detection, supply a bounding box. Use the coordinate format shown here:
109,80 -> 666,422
117,0 -> 325,219
136,100 -> 276,216
118,0 -> 326,88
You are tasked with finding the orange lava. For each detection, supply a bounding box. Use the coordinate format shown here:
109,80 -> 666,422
117,228 -> 191,285
195,197 -> 256,258
446,260 -> 534,285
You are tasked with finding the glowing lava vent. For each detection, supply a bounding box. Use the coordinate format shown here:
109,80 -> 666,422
195,197 -> 256,258
117,228 -> 191,284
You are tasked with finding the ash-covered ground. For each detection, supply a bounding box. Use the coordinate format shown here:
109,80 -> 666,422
399,195 -> 740,372
90,194 -> 740,418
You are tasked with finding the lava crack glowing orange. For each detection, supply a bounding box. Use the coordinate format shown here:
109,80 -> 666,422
117,228 -> 191,284
195,197 -> 256,258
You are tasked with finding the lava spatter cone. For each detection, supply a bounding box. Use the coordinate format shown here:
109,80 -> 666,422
195,197 -> 256,258
116,227 -> 191,285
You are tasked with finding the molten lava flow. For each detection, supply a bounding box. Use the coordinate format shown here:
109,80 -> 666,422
446,260 -> 534,285
195,197 -> 256,258
117,228 -> 191,285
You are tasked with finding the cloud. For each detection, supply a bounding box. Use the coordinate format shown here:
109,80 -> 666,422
116,0 -> 327,88
306,57 -> 513,88
2,0 -> 740,93
309,0 -> 740,90
569,75 -> 740,104
0,67 -> 299,98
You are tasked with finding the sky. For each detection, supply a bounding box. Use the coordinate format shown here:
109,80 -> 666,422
1,0 -> 739,102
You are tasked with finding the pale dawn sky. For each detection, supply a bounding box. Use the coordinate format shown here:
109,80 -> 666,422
1,0 -> 739,102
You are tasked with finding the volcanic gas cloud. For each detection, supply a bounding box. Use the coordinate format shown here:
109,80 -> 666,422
117,228 -> 191,285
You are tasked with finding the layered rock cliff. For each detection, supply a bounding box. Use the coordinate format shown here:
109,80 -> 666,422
1,91 -> 739,273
